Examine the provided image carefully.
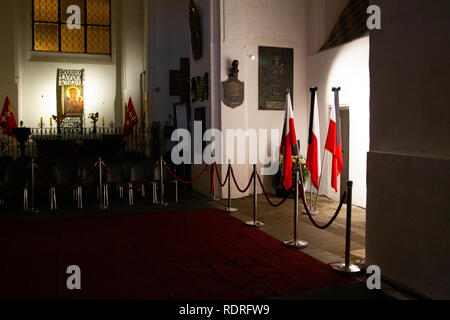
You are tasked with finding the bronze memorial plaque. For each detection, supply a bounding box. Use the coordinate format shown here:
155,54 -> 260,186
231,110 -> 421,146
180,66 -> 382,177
222,60 -> 244,108
222,78 -> 244,108
259,46 -> 294,110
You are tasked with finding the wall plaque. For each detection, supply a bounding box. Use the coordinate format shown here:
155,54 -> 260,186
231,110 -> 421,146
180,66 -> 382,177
222,60 -> 244,108
258,46 -> 293,110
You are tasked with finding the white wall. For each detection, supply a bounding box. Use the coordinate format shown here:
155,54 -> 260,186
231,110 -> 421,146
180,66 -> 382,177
219,0 -> 308,198
367,0 -> 450,299
1,0 -> 145,129
306,36 -> 370,207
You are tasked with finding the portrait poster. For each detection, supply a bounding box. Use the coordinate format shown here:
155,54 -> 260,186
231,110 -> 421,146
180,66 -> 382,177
61,85 -> 84,116
258,46 -> 294,110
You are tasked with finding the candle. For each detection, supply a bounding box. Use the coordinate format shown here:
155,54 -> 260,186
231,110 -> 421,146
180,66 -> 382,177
102,117 -> 105,125
40,117 -> 43,126
50,117 -> 52,126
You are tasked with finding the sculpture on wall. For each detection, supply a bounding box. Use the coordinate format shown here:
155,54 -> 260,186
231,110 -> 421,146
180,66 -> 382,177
221,60 -> 244,108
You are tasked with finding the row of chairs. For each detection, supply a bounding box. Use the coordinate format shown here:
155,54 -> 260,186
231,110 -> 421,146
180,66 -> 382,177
0,155 -> 178,211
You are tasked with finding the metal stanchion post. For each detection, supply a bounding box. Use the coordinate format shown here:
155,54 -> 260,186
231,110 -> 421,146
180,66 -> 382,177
246,165 -> 264,228
284,171 -> 309,249
302,180 -> 319,216
96,157 -> 108,210
211,163 -> 220,201
220,161 -> 238,213
29,158 -> 39,213
159,157 -> 168,206
330,181 -> 361,273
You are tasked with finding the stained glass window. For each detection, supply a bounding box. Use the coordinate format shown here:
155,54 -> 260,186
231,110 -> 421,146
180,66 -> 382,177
32,0 -> 111,54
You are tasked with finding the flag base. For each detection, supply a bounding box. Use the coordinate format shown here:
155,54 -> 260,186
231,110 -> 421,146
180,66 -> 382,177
330,263 -> 361,274
284,239 -> 309,249
220,207 -> 238,213
29,208 -> 40,214
245,221 -> 264,228
302,209 -> 319,216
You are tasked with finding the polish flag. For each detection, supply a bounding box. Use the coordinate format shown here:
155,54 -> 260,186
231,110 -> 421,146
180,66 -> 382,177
280,91 -> 297,190
306,88 -> 321,190
325,89 -> 343,191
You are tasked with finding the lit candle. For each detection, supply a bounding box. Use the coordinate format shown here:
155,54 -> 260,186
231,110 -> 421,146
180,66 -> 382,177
102,117 -> 105,125
50,117 -> 52,126
40,117 -> 43,126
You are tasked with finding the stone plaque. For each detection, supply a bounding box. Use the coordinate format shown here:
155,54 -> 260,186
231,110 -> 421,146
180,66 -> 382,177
258,46 -> 294,110
222,77 -> 244,108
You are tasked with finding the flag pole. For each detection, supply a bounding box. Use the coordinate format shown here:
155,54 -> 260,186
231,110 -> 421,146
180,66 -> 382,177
303,87 -> 320,215
313,148 -> 327,211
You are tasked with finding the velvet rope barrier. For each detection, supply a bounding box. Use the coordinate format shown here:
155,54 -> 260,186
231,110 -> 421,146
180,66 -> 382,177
213,162 -> 230,187
230,166 -> 254,193
255,172 -> 293,208
299,181 -> 347,230
103,162 -> 159,191
164,162 -> 210,185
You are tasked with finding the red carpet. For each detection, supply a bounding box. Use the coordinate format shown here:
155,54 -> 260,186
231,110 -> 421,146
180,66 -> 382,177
0,209 -> 353,300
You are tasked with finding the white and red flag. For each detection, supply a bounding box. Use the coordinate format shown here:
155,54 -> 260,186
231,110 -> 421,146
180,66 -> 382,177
306,88 -> 321,190
280,91 -> 297,190
325,88 -> 343,191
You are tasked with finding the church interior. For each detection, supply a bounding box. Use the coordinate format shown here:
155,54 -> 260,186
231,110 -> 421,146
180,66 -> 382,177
0,0 -> 448,302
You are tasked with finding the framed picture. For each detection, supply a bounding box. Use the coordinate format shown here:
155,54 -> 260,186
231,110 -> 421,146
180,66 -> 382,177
61,85 -> 84,116
258,46 -> 294,110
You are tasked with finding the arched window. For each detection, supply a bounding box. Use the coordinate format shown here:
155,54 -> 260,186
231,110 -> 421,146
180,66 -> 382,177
32,0 -> 111,54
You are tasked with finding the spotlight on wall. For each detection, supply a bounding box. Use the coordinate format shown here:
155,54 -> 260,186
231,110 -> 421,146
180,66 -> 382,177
249,54 -> 256,61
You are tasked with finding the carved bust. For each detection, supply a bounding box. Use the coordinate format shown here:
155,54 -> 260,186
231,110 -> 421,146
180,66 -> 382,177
229,60 -> 239,78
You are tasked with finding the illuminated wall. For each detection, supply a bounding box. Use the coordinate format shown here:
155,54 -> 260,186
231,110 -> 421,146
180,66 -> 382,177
1,0 -> 145,129
306,36 -> 370,208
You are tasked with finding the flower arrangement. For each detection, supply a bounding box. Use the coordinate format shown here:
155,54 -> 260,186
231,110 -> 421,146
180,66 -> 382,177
273,154 -> 310,196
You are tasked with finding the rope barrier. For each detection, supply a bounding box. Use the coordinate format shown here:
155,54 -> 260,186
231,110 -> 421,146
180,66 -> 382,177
230,166 -> 254,193
299,181 -> 347,230
164,162 -> 210,184
30,156 -> 347,232
103,162 -> 158,191
256,173 -> 293,207
213,163 -> 230,187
